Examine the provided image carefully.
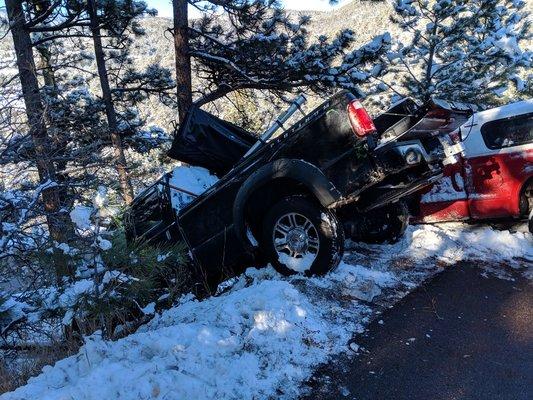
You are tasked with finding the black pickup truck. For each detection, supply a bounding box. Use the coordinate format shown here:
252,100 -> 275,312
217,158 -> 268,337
124,91 -> 470,288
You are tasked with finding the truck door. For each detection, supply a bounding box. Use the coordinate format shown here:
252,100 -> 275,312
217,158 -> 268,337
466,112 -> 532,219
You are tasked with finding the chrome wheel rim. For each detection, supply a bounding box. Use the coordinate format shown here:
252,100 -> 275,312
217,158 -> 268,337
272,212 -> 320,272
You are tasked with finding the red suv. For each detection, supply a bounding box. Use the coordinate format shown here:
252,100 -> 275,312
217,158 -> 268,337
415,100 -> 533,226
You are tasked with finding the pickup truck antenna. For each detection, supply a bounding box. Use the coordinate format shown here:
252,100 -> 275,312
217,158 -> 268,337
243,94 -> 307,158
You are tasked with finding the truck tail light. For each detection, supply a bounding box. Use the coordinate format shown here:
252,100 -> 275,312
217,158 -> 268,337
425,109 -> 450,120
347,100 -> 376,138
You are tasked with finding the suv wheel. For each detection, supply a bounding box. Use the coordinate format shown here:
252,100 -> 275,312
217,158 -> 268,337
262,196 -> 344,276
519,180 -> 533,217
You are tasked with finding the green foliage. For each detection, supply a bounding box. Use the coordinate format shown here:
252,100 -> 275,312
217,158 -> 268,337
75,228 -> 191,338
103,228 -> 189,301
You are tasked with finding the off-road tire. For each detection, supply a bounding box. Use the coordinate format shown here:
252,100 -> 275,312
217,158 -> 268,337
344,201 -> 409,244
261,196 -> 344,276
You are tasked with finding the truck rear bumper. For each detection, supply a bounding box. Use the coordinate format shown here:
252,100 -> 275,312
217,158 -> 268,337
361,172 -> 443,211
385,134 -> 463,169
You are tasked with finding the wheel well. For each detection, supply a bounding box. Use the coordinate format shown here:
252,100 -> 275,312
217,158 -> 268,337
519,176 -> 533,215
244,178 -> 317,237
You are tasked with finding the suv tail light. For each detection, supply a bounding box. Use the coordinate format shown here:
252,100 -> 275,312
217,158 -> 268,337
347,100 -> 376,137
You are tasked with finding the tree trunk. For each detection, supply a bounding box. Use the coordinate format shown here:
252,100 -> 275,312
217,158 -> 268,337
87,0 -> 134,204
36,45 -> 58,99
5,0 -> 74,280
172,0 -> 192,125
37,43 -> 75,208
422,19 -> 439,103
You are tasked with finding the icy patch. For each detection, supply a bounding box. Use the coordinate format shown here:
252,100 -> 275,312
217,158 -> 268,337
167,165 -> 218,212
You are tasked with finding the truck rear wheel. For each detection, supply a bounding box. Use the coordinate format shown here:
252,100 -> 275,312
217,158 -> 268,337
344,201 -> 409,244
261,196 -> 344,276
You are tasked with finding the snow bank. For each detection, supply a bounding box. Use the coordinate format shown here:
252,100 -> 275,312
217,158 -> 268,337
5,223 -> 531,400
354,223 -> 532,265
4,265 -> 379,400
346,222 -> 532,282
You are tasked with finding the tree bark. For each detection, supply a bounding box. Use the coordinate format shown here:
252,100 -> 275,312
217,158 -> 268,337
422,17 -> 439,103
172,0 -> 192,125
36,45 -> 58,96
87,0 -> 134,204
36,43 -> 74,207
5,0 -> 74,279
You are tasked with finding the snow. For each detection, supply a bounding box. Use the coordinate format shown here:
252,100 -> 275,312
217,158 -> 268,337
5,223 -> 531,400
54,279 -> 94,309
494,36 -> 521,56
166,165 -> 219,212
278,252 -> 316,273
69,206 -> 93,230
5,271 -> 370,400
376,223 -> 530,263
96,236 -> 112,251
93,186 -> 109,209
421,174 -> 466,203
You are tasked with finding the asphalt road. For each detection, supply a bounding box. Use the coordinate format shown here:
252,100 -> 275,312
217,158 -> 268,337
303,262 -> 532,400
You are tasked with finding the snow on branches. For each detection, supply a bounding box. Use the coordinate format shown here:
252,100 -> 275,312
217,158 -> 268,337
388,0 -> 532,106
188,2 -> 391,104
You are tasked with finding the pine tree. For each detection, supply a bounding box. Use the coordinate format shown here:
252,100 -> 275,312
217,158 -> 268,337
171,0 -> 391,120
387,0 -> 531,106
172,0 -> 193,124
1,0 -> 176,283
13,0 -> 174,204
87,0 -> 134,203
4,0 -> 75,280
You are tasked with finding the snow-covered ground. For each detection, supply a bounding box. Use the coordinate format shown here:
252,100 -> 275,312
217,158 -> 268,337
4,220 -> 531,400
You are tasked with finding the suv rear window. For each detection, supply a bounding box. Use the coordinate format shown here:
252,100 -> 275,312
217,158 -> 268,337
480,112 -> 533,150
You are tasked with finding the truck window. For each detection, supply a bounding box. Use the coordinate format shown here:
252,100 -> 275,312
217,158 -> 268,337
480,112 -> 533,150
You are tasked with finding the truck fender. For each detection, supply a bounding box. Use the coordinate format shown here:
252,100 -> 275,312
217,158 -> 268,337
233,158 -> 342,247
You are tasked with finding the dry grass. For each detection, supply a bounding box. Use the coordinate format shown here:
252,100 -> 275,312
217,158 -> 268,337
0,339 -> 79,395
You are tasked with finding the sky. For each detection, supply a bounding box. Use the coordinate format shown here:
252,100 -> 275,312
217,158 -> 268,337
146,0 -> 351,19
0,1 -> 351,19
